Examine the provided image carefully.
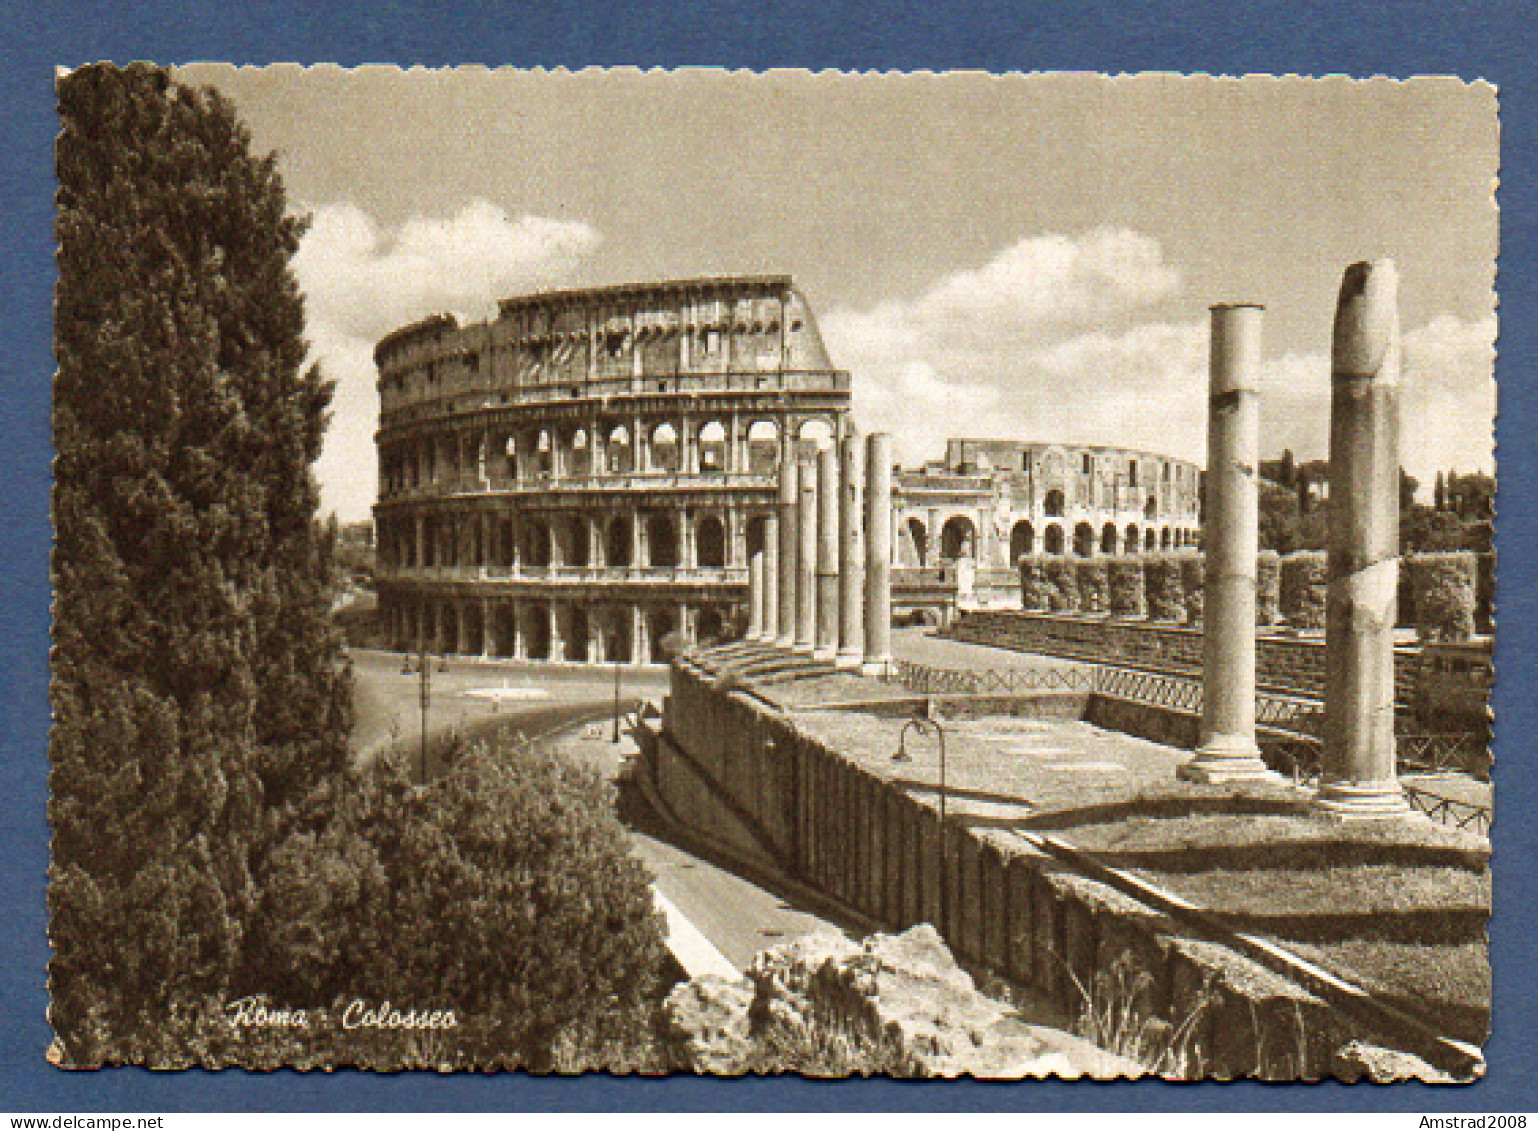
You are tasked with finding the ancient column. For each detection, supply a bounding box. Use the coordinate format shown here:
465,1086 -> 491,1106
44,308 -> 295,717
795,457 -> 817,654
1316,260 -> 1410,817
862,432 -> 895,675
747,550 -> 765,641
762,513 -> 781,644
815,446 -> 840,661
837,431 -> 866,668
482,597 -> 497,659
1180,304 -> 1280,784
776,458 -> 799,648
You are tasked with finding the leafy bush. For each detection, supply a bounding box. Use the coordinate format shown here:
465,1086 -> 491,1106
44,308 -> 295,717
1144,556 -> 1185,622
1408,552 -> 1477,643
1019,556 -> 1055,612
1043,557 -> 1081,612
1256,550 -> 1281,627
1279,551 -> 1328,630
247,741 -> 670,1070
1178,554 -> 1204,625
1107,557 -> 1147,618
1076,559 -> 1109,614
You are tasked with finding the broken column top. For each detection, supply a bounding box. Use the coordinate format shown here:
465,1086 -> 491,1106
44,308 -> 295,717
1332,259 -> 1401,384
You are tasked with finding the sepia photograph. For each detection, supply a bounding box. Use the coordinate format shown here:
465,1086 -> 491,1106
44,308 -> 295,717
47,62 -> 1499,1087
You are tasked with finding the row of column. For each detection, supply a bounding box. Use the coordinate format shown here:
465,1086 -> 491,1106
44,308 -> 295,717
1181,260 -> 1408,819
745,431 -> 893,674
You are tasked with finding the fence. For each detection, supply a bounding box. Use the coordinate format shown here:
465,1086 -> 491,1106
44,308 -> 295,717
1403,783 -> 1492,836
888,658 -> 1319,732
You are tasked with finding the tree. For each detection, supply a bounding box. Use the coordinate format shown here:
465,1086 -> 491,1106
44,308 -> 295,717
51,64 -> 351,1064
247,743 -> 670,1070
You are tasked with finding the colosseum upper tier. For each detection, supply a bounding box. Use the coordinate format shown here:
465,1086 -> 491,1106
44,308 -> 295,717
373,275 -> 852,663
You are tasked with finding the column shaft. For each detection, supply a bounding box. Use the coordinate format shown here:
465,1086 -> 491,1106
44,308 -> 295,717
1182,304 -> 1277,784
747,551 -> 765,640
836,434 -> 866,667
1317,260 -> 1408,817
863,433 -> 894,674
795,458 -> 817,653
814,447 -> 839,660
763,514 -> 781,643
776,458 -> 799,647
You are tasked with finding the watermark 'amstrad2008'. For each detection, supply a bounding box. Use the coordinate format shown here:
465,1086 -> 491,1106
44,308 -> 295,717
224,996 -> 458,1032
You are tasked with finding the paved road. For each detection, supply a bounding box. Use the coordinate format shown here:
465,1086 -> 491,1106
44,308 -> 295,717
348,646 -> 670,765
558,725 -> 853,974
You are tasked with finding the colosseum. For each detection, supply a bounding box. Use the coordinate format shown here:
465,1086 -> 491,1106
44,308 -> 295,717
372,275 -> 852,663
895,438 -> 1204,571
371,274 -> 1204,662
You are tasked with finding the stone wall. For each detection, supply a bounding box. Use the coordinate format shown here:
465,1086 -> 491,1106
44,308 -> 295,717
948,609 -> 1419,706
647,660 -> 1467,1079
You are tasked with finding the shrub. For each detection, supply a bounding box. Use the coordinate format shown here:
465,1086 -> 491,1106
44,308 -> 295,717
1077,559 -> 1109,614
1475,551 -> 1495,634
1408,552 -> 1477,643
1178,554 -> 1205,625
247,741 -> 669,1070
1107,557 -> 1147,618
1019,556 -> 1055,612
1279,551 -> 1328,630
1144,556 -> 1186,622
1043,557 -> 1081,612
1256,550 -> 1281,627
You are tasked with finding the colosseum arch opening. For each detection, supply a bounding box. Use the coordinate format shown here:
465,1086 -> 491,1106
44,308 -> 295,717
1101,522 -> 1118,555
1145,496 -> 1159,521
605,609 -> 633,663
747,420 -> 780,473
906,518 -> 929,568
647,607 -> 675,662
1124,524 -> 1139,554
1145,529 -> 1157,552
561,428 -> 587,478
564,605 -> 590,661
696,514 -> 727,568
1044,523 -> 1065,555
608,516 -> 633,567
525,604 -> 552,660
647,513 -> 678,568
699,420 -> 728,473
563,515 -> 590,567
940,515 -> 977,561
797,417 -> 834,458
1073,522 -> 1096,558
1161,528 -> 1172,551
651,422 -> 680,473
1009,520 -> 1034,562
606,424 -> 633,474
1044,488 -> 1066,518
526,520 -> 552,568
746,514 -> 769,561
535,430 -> 553,477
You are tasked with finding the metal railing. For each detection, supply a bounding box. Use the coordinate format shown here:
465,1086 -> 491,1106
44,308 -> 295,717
885,659 -> 1093,696
1403,783 -> 1492,836
1398,732 -> 1490,778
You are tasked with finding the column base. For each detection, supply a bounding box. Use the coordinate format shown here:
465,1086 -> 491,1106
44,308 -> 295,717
812,644 -> 838,662
1312,778 -> 1412,820
860,655 -> 895,678
834,647 -> 863,670
793,641 -> 815,656
774,633 -> 796,649
1178,735 -> 1285,786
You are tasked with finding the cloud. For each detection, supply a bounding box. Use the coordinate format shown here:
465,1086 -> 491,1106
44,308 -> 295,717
824,229 -> 1200,466
824,231 -> 1496,500
297,200 -> 601,518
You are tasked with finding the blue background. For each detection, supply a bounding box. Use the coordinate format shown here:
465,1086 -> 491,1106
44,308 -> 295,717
3,0 -> 1534,1112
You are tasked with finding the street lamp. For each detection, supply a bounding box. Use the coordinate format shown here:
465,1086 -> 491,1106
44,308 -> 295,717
894,703 -> 948,936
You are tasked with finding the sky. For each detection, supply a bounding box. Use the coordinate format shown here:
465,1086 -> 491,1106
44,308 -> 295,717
178,66 -> 1500,522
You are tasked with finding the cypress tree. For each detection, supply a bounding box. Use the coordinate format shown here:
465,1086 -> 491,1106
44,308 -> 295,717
51,63 -> 351,1064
